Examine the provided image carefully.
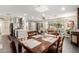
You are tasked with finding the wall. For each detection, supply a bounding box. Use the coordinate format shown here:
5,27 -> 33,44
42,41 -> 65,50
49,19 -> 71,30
0,16 -> 11,35
48,11 -> 77,31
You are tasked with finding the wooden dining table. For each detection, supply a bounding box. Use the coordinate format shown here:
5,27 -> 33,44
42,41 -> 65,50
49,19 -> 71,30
17,34 -> 60,53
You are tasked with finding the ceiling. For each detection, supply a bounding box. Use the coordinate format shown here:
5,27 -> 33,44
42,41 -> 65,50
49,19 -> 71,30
0,5 -> 79,18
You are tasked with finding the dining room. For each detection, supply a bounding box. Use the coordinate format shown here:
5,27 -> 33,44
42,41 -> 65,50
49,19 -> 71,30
0,5 -> 79,53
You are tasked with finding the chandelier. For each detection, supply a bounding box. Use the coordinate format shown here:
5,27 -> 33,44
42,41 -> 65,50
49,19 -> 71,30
35,5 -> 48,12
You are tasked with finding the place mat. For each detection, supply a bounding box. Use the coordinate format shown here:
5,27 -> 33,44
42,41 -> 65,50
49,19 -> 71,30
44,33 -> 56,38
22,39 -> 42,49
42,37 -> 57,43
32,35 -> 43,38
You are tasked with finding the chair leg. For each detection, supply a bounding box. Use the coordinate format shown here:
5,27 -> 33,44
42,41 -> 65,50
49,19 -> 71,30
60,49 -> 62,53
18,43 -> 22,53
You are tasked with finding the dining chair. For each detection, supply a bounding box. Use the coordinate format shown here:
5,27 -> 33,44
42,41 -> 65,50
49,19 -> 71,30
48,36 -> 64,53
57,36 -> 64,53
28,31 -> 38,38
9,36 -> 17,53
10,41 -> 17,53
8,35 -> 11,41
48,30 -> 59,36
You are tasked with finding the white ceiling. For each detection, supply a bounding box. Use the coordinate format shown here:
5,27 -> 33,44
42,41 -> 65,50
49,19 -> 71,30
0,5 -> 79,18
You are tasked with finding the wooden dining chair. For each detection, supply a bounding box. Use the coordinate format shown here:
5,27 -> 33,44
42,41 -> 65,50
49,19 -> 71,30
48,36 -> 64,53
48,30 -> 59,36
57,36 -> 64,53
27,31 -> 38,38
8,35 -> 11,41
9,36 -> 17,53
10,41 -> 17,53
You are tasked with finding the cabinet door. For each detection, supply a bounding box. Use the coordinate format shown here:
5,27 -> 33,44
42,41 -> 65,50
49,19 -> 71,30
28,22 -> 36,31
72,35 -> 77,43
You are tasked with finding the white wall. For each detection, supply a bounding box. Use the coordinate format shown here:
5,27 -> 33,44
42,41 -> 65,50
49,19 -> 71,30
0,16 -> 11,35
48,11 -> 77,31
1,21 -> 10,35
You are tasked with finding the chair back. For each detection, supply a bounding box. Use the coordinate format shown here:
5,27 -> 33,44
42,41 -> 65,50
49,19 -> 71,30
57,36 -> 64,53
8,35 -> 11,41
28,31 -> 38,38
48,30 -> 59,36
10,41 -> 17,53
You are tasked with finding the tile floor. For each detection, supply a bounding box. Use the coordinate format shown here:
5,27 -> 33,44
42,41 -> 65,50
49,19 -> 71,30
0,35 -> 11,53
63,37 -> 79,53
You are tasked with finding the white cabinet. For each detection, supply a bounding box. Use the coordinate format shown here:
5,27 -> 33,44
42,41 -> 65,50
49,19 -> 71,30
28,22 -> 36,31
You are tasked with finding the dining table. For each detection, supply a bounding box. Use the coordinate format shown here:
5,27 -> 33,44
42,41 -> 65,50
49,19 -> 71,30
17,34 -> 60,53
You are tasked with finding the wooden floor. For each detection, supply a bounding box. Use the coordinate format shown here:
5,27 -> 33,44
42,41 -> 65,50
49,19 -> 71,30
0,35 -> 79,53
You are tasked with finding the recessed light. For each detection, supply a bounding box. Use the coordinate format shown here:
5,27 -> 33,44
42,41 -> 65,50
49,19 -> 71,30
61,7 -> 66,11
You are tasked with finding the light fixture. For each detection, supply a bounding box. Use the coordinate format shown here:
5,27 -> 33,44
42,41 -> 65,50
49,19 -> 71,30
61,7 -> 66,11
42,13 -> 46,20
35,5 -> 48,12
